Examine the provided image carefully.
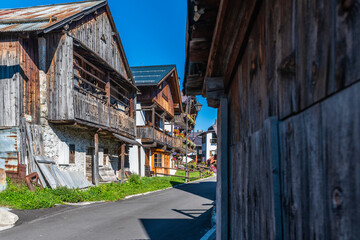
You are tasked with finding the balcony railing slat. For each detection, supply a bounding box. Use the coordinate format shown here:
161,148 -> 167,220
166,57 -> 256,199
74,92 -> 135,136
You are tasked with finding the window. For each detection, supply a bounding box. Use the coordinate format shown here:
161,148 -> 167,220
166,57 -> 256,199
154,153 -> 162,167
210,150 -> 217,156
58,141 -> 69,165
103,148 -> 109,166
69,144 -> 75,164
162,92 -> 168,102
210,138 -> 217,145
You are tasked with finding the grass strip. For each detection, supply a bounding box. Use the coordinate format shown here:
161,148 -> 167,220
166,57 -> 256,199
0,173 -> 211,210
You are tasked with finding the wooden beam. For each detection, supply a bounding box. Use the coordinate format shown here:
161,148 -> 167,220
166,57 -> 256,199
217,97 -> 228,240
138,146 -> 141,176
205,77 -> 224,108
120,143 -> 125,182
105,73 -> 111,106
93,133 -> 99,186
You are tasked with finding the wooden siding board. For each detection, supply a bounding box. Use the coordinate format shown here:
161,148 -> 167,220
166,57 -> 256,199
278,82 -> 360,239
275,0 -> 298,119
229,117 -> 279,239
321,82 -> 360,240
20,38 -> 40,124
0,36 -> 20,127
334,1 -> 360,91
295,0 -> 335,110
69,9 -> 127,79
279,104 -> 323,240
47,34 -> 74,121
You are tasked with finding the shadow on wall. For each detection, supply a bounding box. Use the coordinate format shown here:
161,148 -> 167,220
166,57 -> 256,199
0,65 -> 23,80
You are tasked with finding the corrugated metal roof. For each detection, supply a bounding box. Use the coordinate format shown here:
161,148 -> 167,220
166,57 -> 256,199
0,0 -> 105,32
131,65 -> 176,86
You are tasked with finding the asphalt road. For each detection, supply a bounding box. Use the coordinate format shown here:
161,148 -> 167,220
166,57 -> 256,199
0,177 -> 216,240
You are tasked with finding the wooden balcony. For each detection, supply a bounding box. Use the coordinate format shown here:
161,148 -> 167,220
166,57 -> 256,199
137,126 -> 174,149
174,113 -> 196,130
173,136 -> 196,153
47,41 -> 137,138
74,92 -> 135,136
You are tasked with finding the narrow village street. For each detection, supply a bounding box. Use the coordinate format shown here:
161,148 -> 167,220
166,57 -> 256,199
0,177 -> 216,240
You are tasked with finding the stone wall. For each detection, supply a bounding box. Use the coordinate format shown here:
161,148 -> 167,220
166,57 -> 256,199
42,123 -> 120,177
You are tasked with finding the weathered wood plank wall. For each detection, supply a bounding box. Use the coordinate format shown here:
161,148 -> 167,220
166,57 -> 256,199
47,34 -> 74,121
223,0 -> 360,239
19,38 -> 40,124
69,8 -> 128,79
0,36 -> 21,127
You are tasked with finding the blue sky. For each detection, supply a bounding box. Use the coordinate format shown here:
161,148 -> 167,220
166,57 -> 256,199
2,0 -> 217,131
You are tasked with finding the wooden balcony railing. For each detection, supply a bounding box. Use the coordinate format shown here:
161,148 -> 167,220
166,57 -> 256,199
74,91 -> 135,136
174,113 -> 196,130
137,126 -> 174,148
173,136 -> 196,153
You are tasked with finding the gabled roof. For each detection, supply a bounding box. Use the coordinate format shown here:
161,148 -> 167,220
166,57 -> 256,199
0,0 -> 106,32
0,1 -> 134,85
131,65 -> 176,86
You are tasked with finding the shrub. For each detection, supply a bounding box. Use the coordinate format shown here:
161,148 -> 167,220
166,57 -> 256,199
128,174 -> 141,185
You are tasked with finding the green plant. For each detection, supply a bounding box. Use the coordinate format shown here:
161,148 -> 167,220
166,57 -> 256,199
0,173 -> 212,210
128,174 -> 141,185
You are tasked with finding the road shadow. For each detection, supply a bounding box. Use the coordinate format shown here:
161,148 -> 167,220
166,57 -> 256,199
170,178 -> 216,201
139,207 -> 213,240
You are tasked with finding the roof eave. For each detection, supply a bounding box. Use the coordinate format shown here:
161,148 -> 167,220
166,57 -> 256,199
41,0 -> 107,34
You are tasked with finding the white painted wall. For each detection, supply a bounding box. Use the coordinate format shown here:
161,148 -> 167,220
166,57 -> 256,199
42,124 -> 119,176
136,103 -> 145,126
202,132 -> 217,161
128,139 -> 145,177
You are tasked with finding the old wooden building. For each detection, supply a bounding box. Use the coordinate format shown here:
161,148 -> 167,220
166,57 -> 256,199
0,0 -> 138,188
185,0 -> 360,239
129,65 -> 196,177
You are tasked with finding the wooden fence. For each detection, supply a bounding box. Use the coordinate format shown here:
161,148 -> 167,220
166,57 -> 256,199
154,165 -> 212,181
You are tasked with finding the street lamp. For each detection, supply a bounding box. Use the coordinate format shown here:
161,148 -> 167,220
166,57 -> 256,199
194,102 -> 203,112
184,99 -> 202,183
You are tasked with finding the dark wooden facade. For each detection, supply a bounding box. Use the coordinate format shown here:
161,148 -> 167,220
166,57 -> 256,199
185,0 -> 360,239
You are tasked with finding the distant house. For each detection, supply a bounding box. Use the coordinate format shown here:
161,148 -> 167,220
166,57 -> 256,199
0,0 -> 138,188
189,130 -> 203,162
129,65 -> 186,176
199,123 -> 217,163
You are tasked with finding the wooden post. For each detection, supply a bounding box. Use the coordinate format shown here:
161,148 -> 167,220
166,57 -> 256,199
120,143 -> 125,182
138,146 -> 141,176
105,73 -> 111,106
93,133 -> 99,186
133,95 -> 137,136
155,166 -> 157,177
105,73 -> 111,128
217,97 -> 228,240
152,107 -> 155,139
162,114 -> 165,143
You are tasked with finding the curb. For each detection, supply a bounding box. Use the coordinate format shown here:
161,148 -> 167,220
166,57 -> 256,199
200,225 -> 216,240
123,175 -> 214,200
200,203 -> 216,240
0,207 -> 18,231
